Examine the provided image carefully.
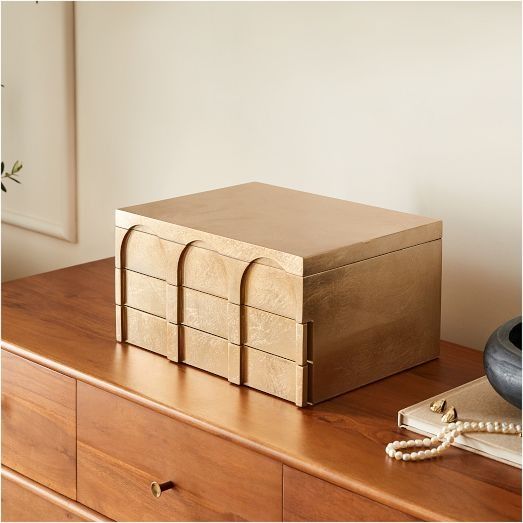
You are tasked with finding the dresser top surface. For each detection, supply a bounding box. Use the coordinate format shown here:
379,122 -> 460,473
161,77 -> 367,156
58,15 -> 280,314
2,258 -> 521,522
118,183 -> 441,266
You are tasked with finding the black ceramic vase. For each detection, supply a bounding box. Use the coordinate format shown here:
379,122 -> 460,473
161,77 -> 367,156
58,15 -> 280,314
484,316 -> 522,409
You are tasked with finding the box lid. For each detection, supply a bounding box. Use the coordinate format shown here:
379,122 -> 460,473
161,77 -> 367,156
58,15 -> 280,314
116,182 -> 441,276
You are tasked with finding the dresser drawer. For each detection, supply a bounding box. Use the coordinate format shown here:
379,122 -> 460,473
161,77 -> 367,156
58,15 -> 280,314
283,467 -> 415,522
1,467 -> 109,522
1,351 -> 76,499
77,382 -> 282,521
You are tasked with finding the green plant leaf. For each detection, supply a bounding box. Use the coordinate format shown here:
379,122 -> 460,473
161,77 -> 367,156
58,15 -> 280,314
10,177 -> 21,184
12,160 -> 22,173
1,162 -> 4,174
1,182 -> 6,192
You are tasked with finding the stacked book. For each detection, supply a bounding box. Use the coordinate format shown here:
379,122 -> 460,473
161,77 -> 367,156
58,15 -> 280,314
399,376 -> 522,468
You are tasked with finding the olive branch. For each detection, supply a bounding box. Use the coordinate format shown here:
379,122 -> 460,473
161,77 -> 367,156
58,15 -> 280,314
1,160 -> 23,192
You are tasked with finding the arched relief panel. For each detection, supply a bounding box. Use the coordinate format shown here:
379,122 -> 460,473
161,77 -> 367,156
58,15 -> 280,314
240,258 -> 299,320
176,240 -> 231,373
238,257 -> 309,369
178,240 -> 228,299
116,226 -> 174,356
116,226 -> 168,319
116,225 -> 183,284
117,225 -> 167,280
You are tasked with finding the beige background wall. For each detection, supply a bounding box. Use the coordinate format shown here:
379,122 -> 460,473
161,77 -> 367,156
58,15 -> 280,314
1,1 -> 521,350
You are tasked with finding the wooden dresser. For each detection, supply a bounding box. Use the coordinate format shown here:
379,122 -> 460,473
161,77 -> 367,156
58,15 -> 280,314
1,259 -> 521,522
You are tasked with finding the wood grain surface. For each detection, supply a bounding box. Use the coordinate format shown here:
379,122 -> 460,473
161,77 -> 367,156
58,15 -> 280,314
1,467 -> 110,522
118,268 -> 166,318
116,226 -> 169,280
303,239 -> 442,402
242,306 -> 297,360
122,305 -> 167,355
180,242 -> 229,298
2,258 -> 521,522
77,382 -> 282,521
180,325 -> 229,378
283,466 -> 416,521
181,286 -> 228,338
242,345 -> 303,403
116,182 -> 441,276
241,259 -> 300,320
1,351 -> 77,499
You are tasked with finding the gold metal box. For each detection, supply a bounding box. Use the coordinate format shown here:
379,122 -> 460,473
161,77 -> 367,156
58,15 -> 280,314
115,183 -> 442,406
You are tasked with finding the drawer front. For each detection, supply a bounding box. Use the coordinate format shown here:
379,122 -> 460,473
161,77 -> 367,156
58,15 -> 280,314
77,382 -> 282,521
181,287 -> 228,338
243,307 -> 303,362
180,286 -> 305,364
242,346 -> 307,405
283,467 -> 415,522
120,269 -> 166,318
1,467 -> 109,522
180,325 -> 229,378
123,306 -> 168,355
1,351 -> 76,499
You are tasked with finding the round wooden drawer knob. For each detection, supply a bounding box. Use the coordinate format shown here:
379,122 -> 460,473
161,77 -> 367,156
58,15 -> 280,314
150,480 -> 174,498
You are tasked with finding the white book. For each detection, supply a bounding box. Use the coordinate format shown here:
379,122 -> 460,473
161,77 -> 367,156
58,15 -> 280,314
398,376 -> 522,468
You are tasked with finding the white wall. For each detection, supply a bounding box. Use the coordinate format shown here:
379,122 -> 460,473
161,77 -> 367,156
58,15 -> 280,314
1,1 -> 521,350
